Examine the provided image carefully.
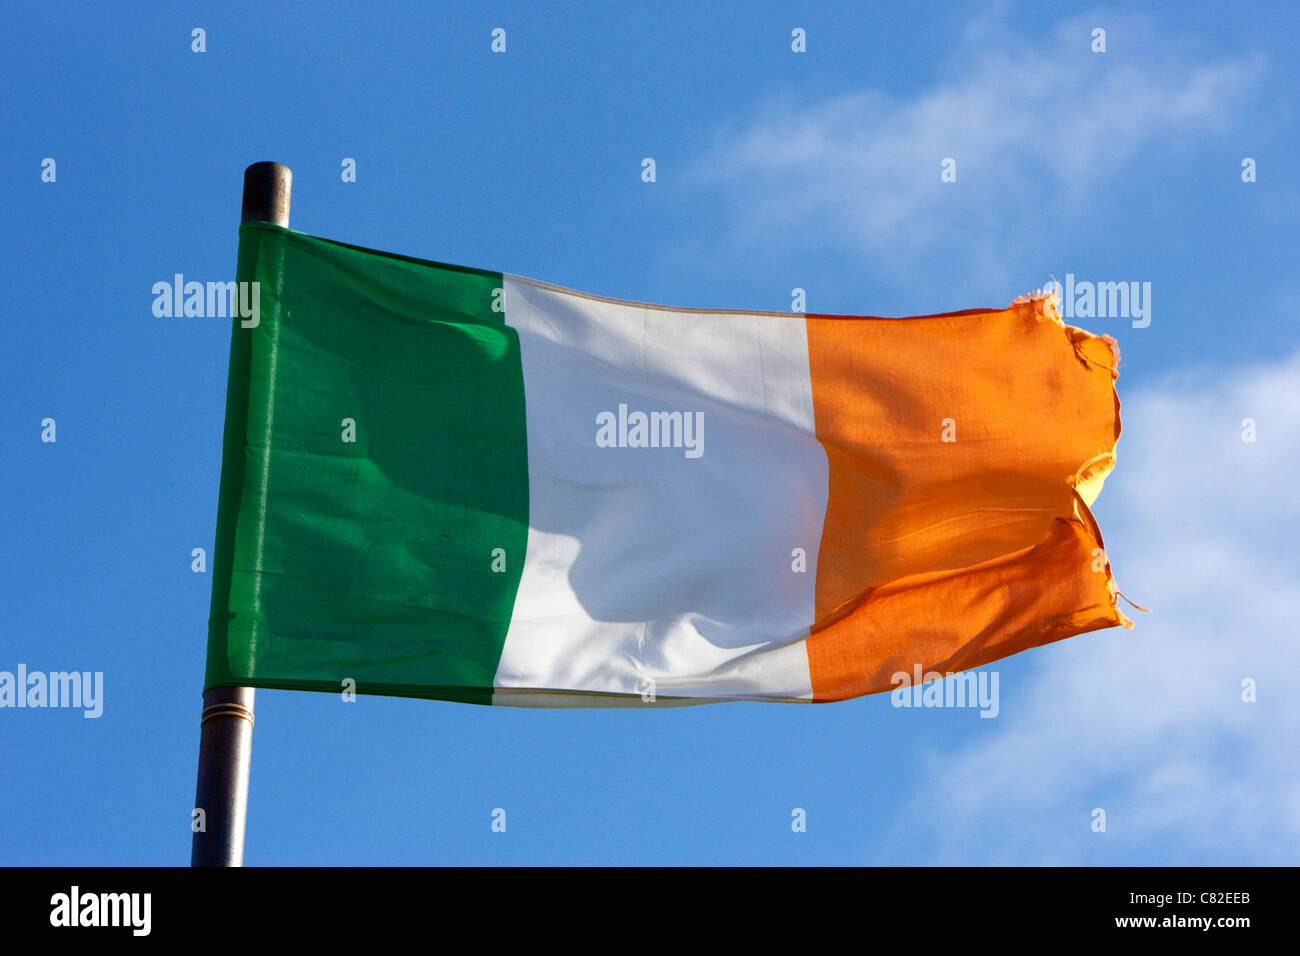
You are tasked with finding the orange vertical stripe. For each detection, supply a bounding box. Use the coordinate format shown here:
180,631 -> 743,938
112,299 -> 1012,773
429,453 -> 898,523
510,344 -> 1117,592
804,295 -> 1130,701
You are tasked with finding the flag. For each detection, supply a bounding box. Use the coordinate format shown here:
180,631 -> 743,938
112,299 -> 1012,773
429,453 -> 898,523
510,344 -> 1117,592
204,222 -> 1131,706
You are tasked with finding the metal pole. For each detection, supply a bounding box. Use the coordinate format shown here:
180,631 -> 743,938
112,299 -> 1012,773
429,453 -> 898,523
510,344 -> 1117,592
190,686 -> 256,866
191,162 -> 291,866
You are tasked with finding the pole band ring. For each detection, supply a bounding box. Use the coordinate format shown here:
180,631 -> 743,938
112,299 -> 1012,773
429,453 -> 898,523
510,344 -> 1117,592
200,702 -> 255,728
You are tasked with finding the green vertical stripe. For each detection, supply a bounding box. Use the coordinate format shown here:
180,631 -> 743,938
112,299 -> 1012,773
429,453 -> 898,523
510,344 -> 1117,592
205,222 -> 529,705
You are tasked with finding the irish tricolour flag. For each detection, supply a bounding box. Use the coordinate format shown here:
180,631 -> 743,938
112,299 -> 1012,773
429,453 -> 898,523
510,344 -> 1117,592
204,223 -> 1131,707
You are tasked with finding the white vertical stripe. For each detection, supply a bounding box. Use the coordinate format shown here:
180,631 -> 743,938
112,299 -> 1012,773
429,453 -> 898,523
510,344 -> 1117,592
496,277 -> 826,701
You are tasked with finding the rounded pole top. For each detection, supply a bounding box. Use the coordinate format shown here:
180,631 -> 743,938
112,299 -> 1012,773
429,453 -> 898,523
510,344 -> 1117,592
241,162 -> 292,227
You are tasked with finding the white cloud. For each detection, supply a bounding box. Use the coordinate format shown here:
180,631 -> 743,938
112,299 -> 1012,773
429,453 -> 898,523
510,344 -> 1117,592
872,350 -> 1300,864
687,13 -> 1261,284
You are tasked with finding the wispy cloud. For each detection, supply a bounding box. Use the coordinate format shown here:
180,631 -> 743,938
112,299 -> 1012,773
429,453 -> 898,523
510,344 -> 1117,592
686,13 -> 1261,285
871,349 -> 1300,864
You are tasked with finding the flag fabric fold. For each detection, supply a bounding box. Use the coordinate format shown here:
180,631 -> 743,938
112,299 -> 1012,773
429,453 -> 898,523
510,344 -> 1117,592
204,222 -> 1131,707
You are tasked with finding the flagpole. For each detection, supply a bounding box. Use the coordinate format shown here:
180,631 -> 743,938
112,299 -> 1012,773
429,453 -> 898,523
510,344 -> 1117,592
190,161 -> 292,867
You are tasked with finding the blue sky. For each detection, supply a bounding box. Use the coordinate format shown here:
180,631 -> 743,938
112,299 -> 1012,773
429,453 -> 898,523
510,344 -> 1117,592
2,0 -> 1297,864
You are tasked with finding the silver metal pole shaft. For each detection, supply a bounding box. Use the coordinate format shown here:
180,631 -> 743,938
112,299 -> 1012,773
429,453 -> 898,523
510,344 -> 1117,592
190,161 -> 291,866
